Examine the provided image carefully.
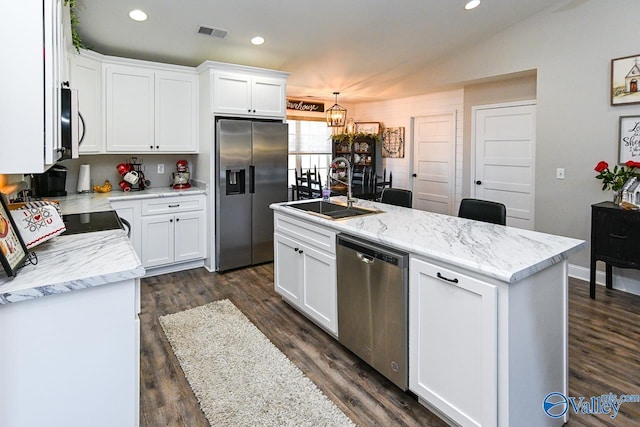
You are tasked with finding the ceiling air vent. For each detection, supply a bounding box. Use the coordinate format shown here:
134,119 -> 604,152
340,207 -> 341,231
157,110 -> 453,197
196,25 -> 229,39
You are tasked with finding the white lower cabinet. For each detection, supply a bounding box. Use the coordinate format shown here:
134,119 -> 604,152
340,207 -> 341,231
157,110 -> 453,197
111,194 -> 206,272
141,211 -> 205,267
140,196 -> 206,268
409,257 -> 498,427
0,278 -> 140,427
273,213 -> 337,336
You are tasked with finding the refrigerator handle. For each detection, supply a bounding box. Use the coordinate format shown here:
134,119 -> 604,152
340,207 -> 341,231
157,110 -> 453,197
249,165 -> 255,193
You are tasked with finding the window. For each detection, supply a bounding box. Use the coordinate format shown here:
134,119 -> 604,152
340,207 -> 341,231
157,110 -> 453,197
286,118 -> 332,197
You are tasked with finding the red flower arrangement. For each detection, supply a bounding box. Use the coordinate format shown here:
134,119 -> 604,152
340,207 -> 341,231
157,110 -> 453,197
594,160 -> 640,192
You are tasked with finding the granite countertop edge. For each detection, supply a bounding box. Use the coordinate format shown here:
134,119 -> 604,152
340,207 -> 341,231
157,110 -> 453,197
271,198 -> 587,284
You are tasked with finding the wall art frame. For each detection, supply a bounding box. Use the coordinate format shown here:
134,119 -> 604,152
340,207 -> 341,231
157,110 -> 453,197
0,194 -> 29,277
382,127 -> 405,158
619,115 -> 640,163
611,54 -> 640,106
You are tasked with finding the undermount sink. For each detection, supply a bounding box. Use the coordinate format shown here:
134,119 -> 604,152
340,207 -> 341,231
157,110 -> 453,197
286,200 -> 381,220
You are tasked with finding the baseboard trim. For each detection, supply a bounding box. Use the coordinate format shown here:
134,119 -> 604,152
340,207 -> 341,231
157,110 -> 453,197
143,259 -> 205,278
569,263 -> 640,296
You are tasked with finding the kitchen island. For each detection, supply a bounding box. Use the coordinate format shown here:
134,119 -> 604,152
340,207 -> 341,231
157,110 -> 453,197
271,197 -> 585,427
0,220 -> 144,426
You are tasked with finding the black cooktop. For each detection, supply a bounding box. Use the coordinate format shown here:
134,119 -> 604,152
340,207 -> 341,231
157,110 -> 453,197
62,210 -> 124,235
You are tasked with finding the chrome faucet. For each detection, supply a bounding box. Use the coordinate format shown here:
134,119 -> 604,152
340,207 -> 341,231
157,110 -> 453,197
327,156 -> 355,208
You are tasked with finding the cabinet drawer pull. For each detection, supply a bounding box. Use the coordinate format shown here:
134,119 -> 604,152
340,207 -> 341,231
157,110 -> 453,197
609,233 -> 628,240
168,204 -> 180,208
437,272 -> 459,284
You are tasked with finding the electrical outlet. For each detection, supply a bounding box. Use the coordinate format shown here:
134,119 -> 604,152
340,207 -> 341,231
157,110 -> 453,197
556,168 -> 565,179
157,164 -> 165,174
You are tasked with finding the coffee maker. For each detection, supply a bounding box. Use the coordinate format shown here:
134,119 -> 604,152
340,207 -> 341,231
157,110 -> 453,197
32,164 -> 68,197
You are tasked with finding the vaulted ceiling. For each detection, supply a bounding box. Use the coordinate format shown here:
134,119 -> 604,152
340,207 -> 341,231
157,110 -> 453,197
75,0 -> 577,103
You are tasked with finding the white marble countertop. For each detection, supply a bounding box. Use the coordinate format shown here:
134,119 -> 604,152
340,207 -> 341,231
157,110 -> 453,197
0,187 -> 208,304
271,197 -> 586,284
0,229 -> 145,304
56,187 -> 206,214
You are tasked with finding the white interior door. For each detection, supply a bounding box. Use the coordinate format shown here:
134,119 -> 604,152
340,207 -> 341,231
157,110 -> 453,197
472,101 -> 536,230
412,112 -> 456,214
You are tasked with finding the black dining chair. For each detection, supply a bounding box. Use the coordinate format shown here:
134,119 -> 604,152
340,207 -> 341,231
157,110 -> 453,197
380,188 -> 413,208
458,198 -> 506,225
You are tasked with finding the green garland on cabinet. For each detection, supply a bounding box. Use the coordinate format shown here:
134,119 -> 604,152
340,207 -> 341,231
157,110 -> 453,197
331,132 -> 380,145
64,0 -> 86,52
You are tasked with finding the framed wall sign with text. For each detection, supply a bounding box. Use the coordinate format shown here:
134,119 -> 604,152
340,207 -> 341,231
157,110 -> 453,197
355,122 -> 380,135
619,116 -> 640,163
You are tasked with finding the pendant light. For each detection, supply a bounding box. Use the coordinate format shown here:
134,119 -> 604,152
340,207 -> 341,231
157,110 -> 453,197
326,92 -> 347,127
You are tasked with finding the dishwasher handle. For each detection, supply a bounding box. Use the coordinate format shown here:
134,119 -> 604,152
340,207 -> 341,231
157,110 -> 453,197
357,252 -> 375,264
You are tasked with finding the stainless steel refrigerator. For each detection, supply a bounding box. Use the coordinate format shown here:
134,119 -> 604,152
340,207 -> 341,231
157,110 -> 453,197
215,119 -> 289,271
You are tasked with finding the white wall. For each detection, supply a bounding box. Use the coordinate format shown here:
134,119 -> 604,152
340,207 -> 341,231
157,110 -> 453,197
358,1 -> 640,291
353,90 -> 464,203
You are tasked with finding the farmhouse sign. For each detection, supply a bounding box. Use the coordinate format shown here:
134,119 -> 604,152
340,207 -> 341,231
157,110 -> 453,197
286,99 -> 325,112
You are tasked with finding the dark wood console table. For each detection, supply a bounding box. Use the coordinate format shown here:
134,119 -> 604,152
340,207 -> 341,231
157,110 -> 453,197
590,201 -> 640,299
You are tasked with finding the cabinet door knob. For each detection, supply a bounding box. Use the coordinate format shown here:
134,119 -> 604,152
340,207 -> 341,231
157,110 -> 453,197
475,180 -> 482,185
176,218 -> 180,222
156,146 -> 160,149
294,247 -> 299,252
412,173 -> 417,177
150,145 -> 153,149
298,250 -> 303,254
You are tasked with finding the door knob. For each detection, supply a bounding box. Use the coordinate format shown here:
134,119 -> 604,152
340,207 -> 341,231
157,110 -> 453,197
475,180 -> 482,185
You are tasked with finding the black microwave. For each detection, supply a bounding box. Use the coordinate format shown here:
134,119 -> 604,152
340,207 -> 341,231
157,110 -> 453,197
60,85 -> 85,160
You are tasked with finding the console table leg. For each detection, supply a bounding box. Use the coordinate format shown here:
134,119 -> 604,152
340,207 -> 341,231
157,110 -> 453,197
606,263 -> 613,289
590,259 -> 596,299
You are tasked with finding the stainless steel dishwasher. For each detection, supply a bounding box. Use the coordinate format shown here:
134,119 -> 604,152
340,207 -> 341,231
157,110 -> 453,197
336,233 -> 409,390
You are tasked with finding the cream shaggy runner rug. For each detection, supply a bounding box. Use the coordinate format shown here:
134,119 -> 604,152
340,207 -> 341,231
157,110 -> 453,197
159,299 -> 355,427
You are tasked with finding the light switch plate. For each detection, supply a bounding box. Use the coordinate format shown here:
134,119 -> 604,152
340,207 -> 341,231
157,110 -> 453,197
158,164 -> 165,174
556,168 -> 565,179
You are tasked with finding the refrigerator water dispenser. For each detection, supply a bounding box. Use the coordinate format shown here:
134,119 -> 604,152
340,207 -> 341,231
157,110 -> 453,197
226,169 -> 245,195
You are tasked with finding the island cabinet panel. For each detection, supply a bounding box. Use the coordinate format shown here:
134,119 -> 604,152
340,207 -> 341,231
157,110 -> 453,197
0,278 -> 140,427
273,212 -> 337,336
409,257 -> 498,427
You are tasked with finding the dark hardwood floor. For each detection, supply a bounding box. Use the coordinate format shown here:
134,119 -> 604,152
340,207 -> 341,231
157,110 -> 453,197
140,266 -> 640,426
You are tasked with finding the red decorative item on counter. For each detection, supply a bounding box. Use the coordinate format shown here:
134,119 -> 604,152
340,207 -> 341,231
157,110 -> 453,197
172,160 -> 191,189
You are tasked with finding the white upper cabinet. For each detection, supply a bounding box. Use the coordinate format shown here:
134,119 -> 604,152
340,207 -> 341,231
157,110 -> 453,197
105,64 -> 155,152
201,61 -> 289,119
69,51 -> 103,154
0,0 -> 65,173
104,60 -> 198,153
213,72 -> 286,117
155,71 -> 198,152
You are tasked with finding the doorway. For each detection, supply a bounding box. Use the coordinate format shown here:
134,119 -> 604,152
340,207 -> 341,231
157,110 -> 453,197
471,101 -> 536,230
411,112 -> 457,214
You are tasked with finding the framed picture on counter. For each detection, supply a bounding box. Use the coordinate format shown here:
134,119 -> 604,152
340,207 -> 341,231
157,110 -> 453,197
618,115 -> 640,163
0,194 -> 29,277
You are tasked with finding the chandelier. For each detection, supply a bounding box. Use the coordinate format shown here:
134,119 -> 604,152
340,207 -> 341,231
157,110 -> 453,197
326,92 -> 347,127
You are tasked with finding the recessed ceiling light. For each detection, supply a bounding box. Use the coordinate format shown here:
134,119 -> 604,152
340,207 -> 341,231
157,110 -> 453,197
464,0 -> 481,10
129,9 -> 148,22
251,36 -> 265,46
